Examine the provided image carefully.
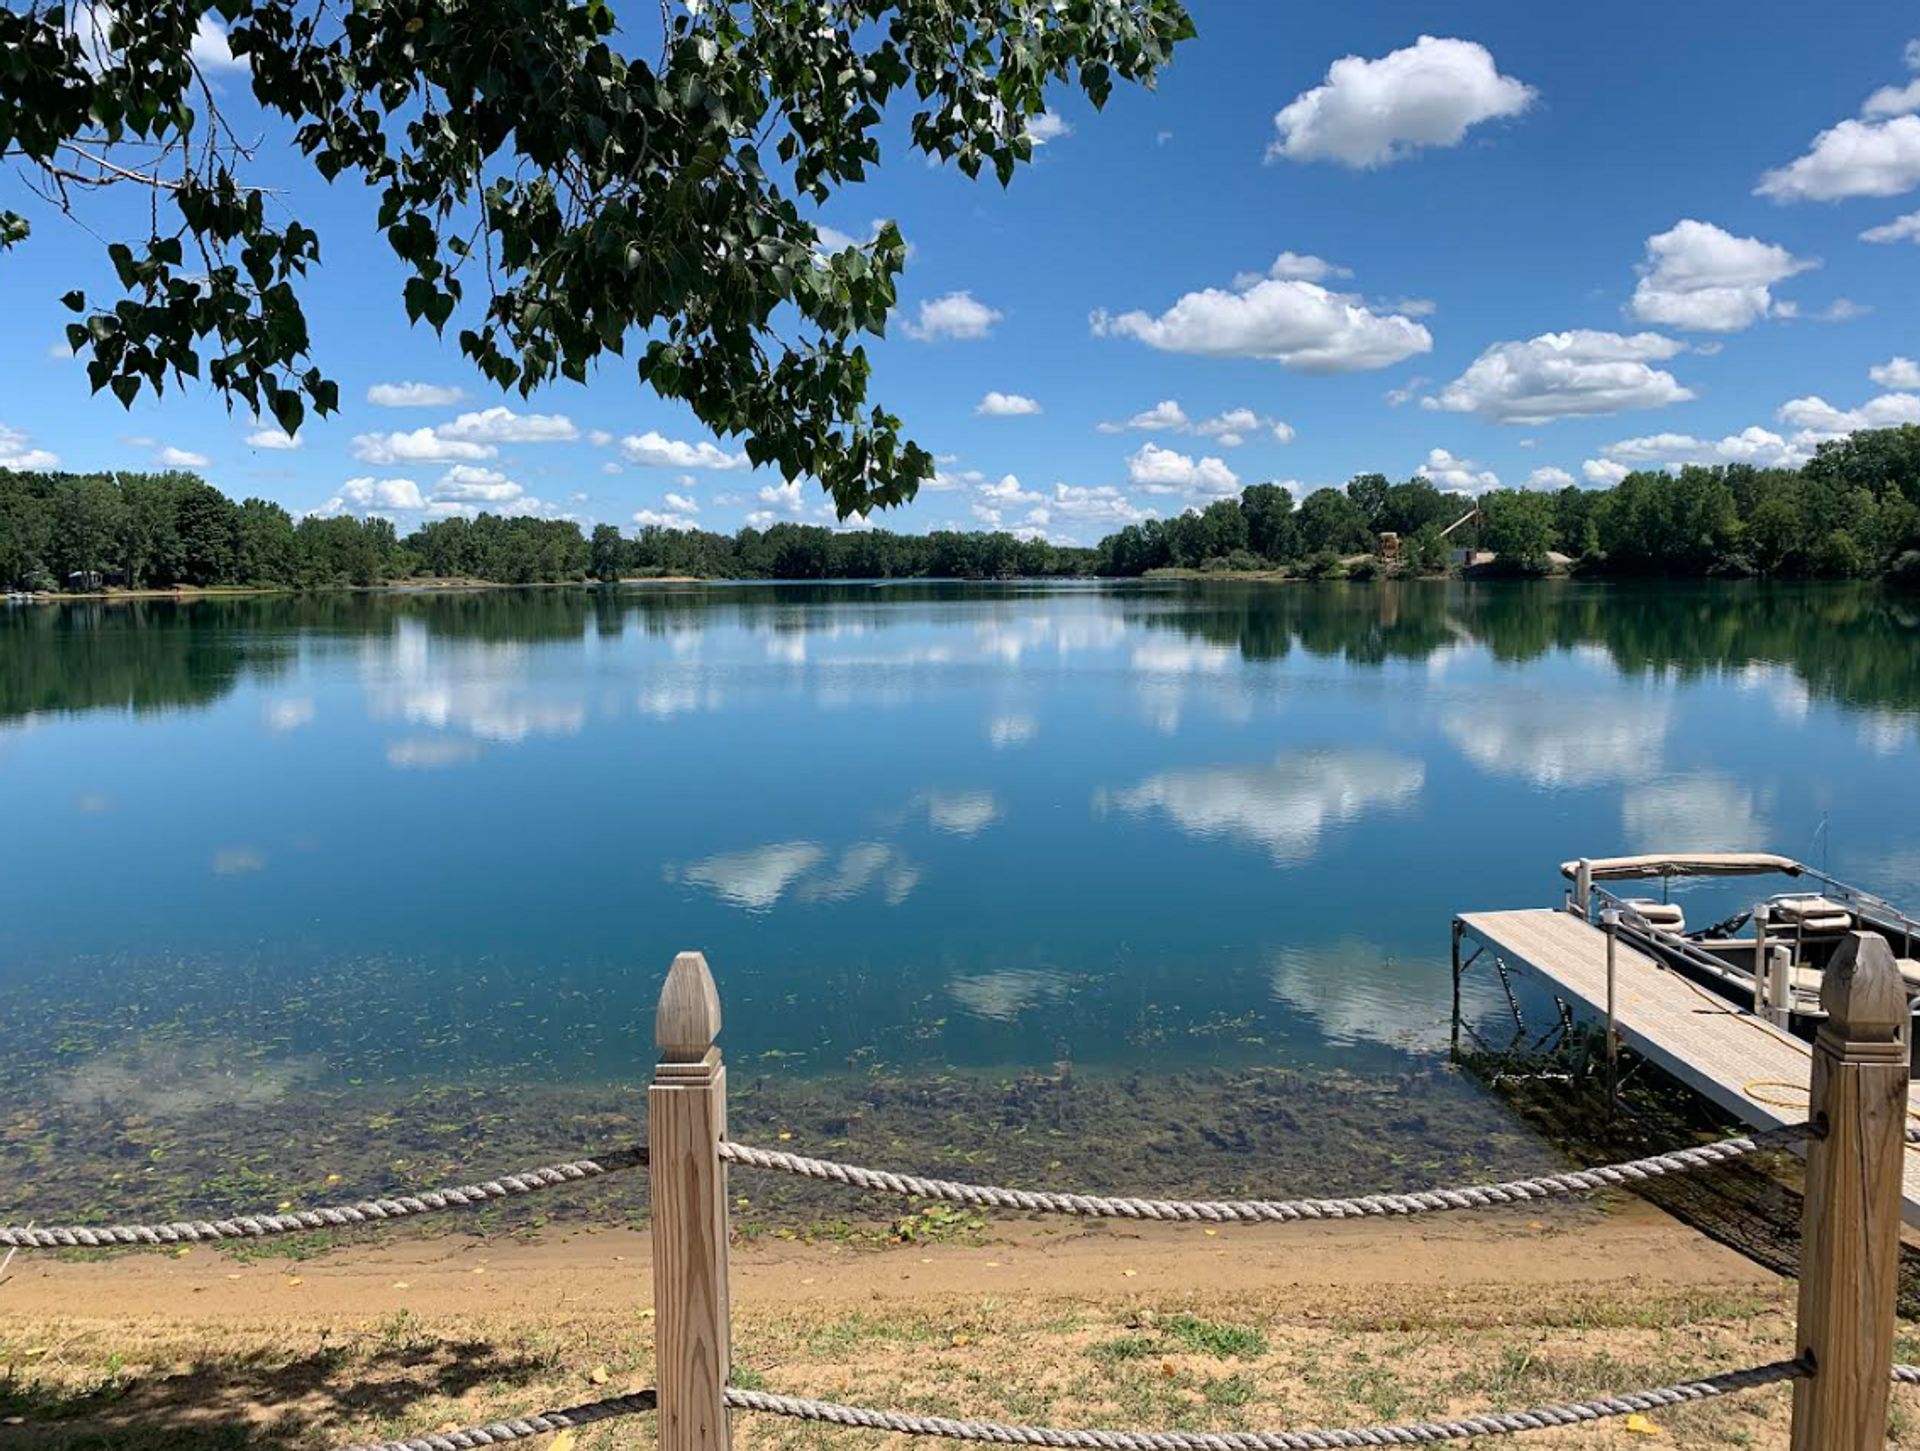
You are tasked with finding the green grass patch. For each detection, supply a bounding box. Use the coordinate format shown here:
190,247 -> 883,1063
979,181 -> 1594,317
1165,1315 -> 1268,1359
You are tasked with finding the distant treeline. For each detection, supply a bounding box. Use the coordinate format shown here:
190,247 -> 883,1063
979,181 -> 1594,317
1097,425 -> 1920,583
3,424 -> 1918,590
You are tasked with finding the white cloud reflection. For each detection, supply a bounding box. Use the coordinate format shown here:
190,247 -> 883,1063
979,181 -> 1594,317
673,840 -> 921,911
1441,693 -> 1670,788
948,968 -> 1071,1022
924,790 -> 1002,836
1099,748 -> 1424,865
1622,774 -> 1771,854
988,713 -> 1037,748
363,617 -> 588,745
1268,941 -> 1502,1052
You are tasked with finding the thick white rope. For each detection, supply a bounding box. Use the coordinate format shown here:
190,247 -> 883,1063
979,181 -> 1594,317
721,1366 -> 1808,1447
333,1389 -> 658,1450
717,1125 -> 1808,1223
0,1149 -> 645,1248
333,1361 -> 1834,1451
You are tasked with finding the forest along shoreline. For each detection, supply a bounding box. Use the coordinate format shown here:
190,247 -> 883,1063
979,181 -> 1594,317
4,421 -> 1919,589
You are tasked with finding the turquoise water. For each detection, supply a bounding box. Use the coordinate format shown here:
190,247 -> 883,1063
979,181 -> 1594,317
2,581 -> 1917,1216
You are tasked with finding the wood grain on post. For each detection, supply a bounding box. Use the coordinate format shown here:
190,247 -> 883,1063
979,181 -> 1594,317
1790,931 -> 1907,1451
651,951 -> 732,1451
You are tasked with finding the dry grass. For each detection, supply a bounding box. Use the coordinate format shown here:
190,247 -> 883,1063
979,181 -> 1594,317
4,1278 -> 1911,1449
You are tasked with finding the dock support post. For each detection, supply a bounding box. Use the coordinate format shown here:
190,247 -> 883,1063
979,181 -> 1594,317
652,951 -> 733,1451
1789,931 -> 1906,1451
1572,858 -> 1592,920
1601,908 -> 1620,1111
1450,918 -> 1463,1058
1768,945 -> 1793,1028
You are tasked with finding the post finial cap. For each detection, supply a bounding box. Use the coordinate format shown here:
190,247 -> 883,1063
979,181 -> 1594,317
1820,931 -> 1907,1044
656,950 -> 721,1061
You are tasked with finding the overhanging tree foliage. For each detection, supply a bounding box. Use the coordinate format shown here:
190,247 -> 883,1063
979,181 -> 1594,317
0,0 -> 1194,514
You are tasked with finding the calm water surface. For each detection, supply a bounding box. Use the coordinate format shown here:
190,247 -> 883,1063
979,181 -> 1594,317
3,581 -> 1917,1217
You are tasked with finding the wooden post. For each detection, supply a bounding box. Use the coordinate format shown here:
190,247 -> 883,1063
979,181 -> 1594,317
1753,902 -> 1770,1017
1601,908 -> 1620,1111
1790,931 -> 1907,1451
1450,918 -> 1464,1058
1572,859 -> 1592,919
652,952 -> 732,1451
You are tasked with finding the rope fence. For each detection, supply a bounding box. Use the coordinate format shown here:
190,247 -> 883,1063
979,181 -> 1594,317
335,1361 -> 1920,1451
0,1148 -> 645,1248
715,1124 -> 1809,1222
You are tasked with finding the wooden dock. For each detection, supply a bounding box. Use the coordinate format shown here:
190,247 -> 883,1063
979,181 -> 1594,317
1454,906 -> 1920,1227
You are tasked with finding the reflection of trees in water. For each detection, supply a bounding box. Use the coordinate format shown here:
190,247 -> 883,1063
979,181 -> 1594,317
0,599 -> 293,723
7,580 -> 1917,727
1140,580 -> 1920,719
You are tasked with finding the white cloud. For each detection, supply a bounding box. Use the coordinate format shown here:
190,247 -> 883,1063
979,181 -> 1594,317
1044,483 -> 1151,527
1098,399 -> 1190,434
588,428 -> 615,447
1597,426 -> 1812,471
0,424 -> 60,470
156,445 -> 211,468
1861,210 -> 1920,243
1871,356 -> 1920,389
1236,251 -> 1353,284
1526,466 -> 1576,489
618,431 -> 748,470
1426,329 -> 1692,423
1094,278 -> 1432,373
1629,219 -> 1814,332
246,425 -> 300,450
436,406 -> 577,444
432,465 -> 523,503
976,474 -> 1041,508
189,14 -> 246,72
1583,458 -> 1630,485
1026,112 -> 1073,145
902,291 -> 1002,341
756,478 -> 808,514
1126,443 -> 1240,495
323,476 -> 429,514
367,382 -> 468,408
1384,376 -> 1430,407
1864,79 -> 1920,119
1776,390 -> 1920,439
1416,447 -> 1499,493
663,491 -> 700,514
353,428 -> 495,465
1267,35 -> 1535,168
633,508 -> 699,530
1757,115 -> 1920,201
976,391 -> 1042,417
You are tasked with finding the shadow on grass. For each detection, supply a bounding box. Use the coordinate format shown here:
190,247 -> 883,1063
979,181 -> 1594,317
0,1335 -> 562,1449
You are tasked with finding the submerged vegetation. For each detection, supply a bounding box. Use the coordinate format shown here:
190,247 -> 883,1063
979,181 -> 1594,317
4,425 -> 1919,590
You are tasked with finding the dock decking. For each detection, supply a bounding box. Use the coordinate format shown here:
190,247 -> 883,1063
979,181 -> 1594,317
1454,906 -> 1920,1226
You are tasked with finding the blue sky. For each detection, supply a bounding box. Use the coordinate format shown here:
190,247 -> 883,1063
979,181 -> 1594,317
5,1 -> 1920,543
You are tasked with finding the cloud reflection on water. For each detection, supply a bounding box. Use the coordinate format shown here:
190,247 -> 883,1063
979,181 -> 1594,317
1099,748 -> 1424,865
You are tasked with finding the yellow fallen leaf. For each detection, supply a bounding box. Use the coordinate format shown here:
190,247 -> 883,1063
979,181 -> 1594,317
589,1365 -> 610,1386
286,1277 -> 303,1287
548,1432 -> 579,1451
392,1281 -> 410,1290
171,1246 -> 191,1259
1122,1269 -> 1138,1278
1203,1229 -> 1217,1238
277,1201 -> 293,1211
471,1267 -> 486,1275
1624,1413 -> 1661,1436
777,1132 -> 793,1141
325,1173 -> 343,1186
951,1334 -> 970,1347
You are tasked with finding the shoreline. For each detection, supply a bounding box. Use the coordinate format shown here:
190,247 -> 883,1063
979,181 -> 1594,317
2,1204 -> 1858,1450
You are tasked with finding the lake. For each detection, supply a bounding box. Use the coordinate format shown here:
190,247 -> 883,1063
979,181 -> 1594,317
3,580 -> 1918,1225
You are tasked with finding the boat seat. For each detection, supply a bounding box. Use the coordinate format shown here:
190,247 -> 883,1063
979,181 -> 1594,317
1623,899 -> 1684,932
1765,895 -> 1853,933
1786,960 -> 1920,996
